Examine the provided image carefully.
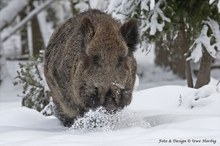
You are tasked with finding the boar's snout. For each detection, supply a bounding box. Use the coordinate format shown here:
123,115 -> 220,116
95,83 -> 132,111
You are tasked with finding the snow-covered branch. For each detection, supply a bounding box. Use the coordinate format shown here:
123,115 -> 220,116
209,0 -> 220,12
0,0 -> 30,30
107,0 -> 169,37
90,0 -> 109,11
144,0 -> 170,36
2,0 -> 55,42
107,0 -> 139,22
206,18 -> 220,51
189,18 -> 220,63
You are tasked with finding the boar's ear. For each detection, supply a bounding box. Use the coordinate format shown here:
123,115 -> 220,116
80,16 -> 95,48
120,19 -> 139,52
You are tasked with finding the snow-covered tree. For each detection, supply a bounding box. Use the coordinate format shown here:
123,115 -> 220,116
13,51 -> 51,114
107,0 -> 220,88
188,18 -> 220,88
0,0 -> 54,111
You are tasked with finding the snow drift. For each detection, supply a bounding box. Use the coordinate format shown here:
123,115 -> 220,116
0,77 -> 220,146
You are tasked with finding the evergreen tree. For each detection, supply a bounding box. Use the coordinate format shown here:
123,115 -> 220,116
107,0 -> 220,87
14,51 -> 52,115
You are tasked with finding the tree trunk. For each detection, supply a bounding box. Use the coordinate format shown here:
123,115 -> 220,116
0,34 -> 2,84
171,18 -> 188,78
195,49 -> 213,89
30,1 -> 45,56
0,33 -> 8,85
19,9 -> 29,55
185,53 -> 194,88
155,36 -> 171,68
155,17 -> 188,79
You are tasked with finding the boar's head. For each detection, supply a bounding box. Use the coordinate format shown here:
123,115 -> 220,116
73,16 -> 139,111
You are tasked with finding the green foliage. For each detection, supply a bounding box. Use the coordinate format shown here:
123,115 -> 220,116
139,0 -> 220,43
108,0 -> 220,80
13,52 -> 51,114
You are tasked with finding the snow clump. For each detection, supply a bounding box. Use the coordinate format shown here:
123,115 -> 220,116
71,107 -> 150,132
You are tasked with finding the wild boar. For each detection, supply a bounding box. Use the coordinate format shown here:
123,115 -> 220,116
44,9 -> 139,127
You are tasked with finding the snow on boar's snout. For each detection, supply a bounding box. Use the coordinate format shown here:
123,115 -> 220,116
44,9 -> 139,127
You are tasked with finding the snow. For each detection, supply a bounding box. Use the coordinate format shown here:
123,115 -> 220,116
2,0 -> 54,42
145,0 -> 171,36
150,0 -> 155,10
36,9 -> 51,47
75,1 -> 89,13
107,0 -> 137,22
134,43 -> 185,90
189,18 -> 220,63
106,0 -> 169,37
1,1 -> 220,145
190,43 -> 203,63
1,64 -> 220,146
90,0 -> 109,11
0,0 -> 29,30
206,18 -> 220,52
210,0 -> 220,12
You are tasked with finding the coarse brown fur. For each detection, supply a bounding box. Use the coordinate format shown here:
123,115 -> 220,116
44,9 -> 139,127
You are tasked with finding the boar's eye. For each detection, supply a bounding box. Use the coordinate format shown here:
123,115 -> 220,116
117,56 -> 124,66
92,55 -> 100,66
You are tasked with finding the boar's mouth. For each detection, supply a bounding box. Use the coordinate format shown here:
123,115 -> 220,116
102,88 -> 132,111
81,86 -> 131,111
102,89 -> 121,110
82,87 -> 100,108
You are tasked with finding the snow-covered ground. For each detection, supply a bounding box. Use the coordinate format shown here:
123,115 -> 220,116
1,62 -> 220,146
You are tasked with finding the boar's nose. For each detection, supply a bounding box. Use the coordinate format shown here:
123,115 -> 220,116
106,89 -> 113,97
105,89 -> 120,105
